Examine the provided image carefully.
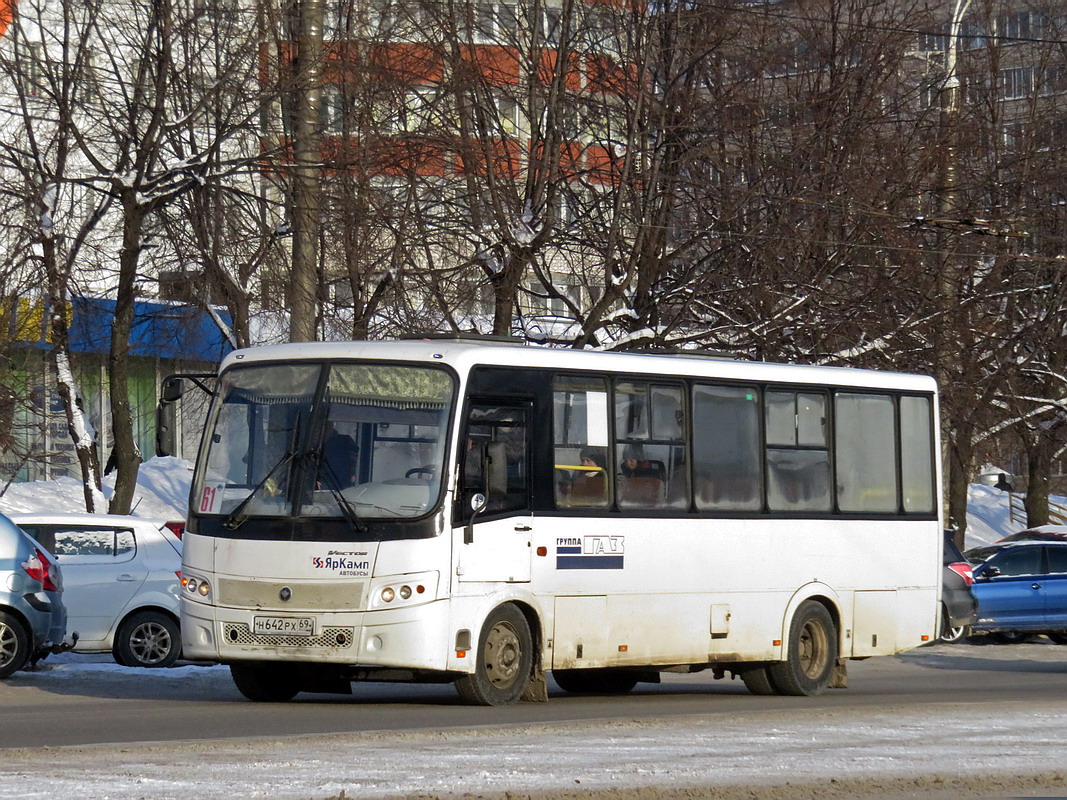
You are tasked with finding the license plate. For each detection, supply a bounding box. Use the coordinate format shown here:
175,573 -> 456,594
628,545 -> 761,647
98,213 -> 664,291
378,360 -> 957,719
253,616 -> 315,636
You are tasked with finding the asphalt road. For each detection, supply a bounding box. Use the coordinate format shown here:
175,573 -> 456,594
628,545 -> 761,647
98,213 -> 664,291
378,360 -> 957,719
3,639 -> 1067,750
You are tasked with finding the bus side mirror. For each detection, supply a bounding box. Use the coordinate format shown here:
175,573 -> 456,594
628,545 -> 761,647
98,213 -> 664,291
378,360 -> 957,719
156,378 -> 184,457
161,376 -> 185,403
464,493 -> 487,544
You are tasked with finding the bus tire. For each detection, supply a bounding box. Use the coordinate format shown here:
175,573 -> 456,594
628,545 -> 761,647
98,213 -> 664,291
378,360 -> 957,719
768,600 -> 838,696
0,611 -> 30,680
230,662 -> 301,702
552,668 -> 639,695
739,665 -> 780,695
455,604 -> 533,706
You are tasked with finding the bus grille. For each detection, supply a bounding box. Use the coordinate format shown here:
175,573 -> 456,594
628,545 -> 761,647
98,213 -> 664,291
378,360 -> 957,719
222,623 -> 355,649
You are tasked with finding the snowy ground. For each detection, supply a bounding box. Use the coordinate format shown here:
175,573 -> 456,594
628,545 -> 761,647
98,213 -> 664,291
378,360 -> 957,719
3,644 -> 1067,800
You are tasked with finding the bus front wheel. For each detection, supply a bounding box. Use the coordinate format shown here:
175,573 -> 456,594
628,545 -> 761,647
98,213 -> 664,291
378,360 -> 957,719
230,662 -> 301,702
768,600 -> 838,696
455,604 -> 533,706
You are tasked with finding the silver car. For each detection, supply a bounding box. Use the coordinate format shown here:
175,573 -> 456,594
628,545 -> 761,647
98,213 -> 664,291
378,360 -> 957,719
12,513 -> 182,668
0,512 -> 66,679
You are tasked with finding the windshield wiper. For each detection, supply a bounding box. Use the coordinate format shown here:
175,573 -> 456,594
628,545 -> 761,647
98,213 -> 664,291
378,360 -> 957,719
224,450 -> 299,530
316,458 -> 368,534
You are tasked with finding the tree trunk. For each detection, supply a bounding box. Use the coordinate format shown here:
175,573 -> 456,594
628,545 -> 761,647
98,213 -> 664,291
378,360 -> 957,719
1023,431 -> 1051,528
947,426 -> 972,550
288,0 -> 324,343
43,235 -> 105,513
108,203 -> 145,515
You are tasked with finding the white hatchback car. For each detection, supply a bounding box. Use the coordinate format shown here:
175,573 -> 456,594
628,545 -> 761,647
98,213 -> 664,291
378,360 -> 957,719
12,513 -> 182,668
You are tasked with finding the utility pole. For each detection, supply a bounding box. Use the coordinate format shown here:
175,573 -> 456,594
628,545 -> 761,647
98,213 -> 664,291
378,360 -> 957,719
288,0 -> 324,342
936,0 -> 973,544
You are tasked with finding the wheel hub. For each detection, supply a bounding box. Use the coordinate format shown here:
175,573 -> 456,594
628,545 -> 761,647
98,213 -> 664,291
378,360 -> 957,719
484,621 -> 521,688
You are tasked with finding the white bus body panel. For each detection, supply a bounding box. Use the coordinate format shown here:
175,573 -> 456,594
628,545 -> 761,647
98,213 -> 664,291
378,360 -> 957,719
182,340 -> 941,681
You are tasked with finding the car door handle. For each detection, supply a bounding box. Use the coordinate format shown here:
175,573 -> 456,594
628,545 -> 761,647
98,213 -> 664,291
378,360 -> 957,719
1032,583 -> 1042,590
514,525 -> 532,532
117,574 -> 137,582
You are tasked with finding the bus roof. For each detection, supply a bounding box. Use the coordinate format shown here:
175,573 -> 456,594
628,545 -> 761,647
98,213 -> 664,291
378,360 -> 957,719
219,339 -> 937,393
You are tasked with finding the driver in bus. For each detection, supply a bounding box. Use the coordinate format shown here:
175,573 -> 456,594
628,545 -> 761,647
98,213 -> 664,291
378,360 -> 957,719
318,421 -> 359,488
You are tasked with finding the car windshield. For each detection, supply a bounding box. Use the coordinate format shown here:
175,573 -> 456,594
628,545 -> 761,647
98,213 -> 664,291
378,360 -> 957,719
193,361 -> 453,521
964,545 -> 1006,565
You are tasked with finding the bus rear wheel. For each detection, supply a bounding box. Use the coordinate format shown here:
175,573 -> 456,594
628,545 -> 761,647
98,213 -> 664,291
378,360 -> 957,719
230,662 -> 301,702
740,665 -> 780,695
768,600 -> 838,696
455,604 -> 533,706
553,668 -> 639,695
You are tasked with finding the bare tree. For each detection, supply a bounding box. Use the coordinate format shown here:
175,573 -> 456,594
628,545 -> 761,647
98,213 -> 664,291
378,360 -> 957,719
0,0 -> 279,511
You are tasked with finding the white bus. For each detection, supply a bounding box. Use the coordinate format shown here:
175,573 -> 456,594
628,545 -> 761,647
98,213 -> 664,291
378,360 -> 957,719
172,336 -> 942,705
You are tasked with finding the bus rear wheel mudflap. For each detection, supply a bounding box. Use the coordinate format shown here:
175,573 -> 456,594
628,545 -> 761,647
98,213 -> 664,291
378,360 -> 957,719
767,599 -> 839,696
454,603 -> 534,706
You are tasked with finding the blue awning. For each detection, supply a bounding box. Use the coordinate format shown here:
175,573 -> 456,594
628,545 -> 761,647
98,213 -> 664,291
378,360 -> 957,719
8,295 -> 234,363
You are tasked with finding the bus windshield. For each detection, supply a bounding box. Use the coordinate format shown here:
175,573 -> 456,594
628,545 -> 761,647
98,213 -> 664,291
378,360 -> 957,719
193,361 -> 453,523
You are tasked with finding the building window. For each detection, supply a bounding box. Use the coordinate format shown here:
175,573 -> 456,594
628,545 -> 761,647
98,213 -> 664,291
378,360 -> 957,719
918,27 -> 948,52
1000,67 -> 1035,100
999,11 -> 1031,39
458,2 -> 516,44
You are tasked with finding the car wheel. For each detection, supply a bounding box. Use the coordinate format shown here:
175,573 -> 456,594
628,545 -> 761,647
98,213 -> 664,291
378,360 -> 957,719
454,604 -> 533,706
553,668 -> 639,695
940,624 -> 971,644
113,610 -> 181,668
990,630 -> 1030,644
0,611 -> 30,680
1047,632 -> 1067,645
230,662 -> 301,702
767,600 -> 838,696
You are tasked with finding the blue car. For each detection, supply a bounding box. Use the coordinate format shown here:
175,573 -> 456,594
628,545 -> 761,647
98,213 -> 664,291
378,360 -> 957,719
0,512 -> 66,678
965,541 -> 1067,644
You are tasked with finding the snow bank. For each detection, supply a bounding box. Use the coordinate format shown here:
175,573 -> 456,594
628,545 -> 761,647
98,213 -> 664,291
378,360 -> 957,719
965,483 -> 1067,549
0,456 -> 193,520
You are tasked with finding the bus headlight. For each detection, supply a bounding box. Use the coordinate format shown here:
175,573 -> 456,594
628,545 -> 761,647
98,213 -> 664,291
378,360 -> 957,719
181,573 -> 212,600
369,572 -> 438,610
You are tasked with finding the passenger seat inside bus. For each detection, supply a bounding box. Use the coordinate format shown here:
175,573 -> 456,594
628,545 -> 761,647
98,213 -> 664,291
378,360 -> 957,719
619,460 -> 666,508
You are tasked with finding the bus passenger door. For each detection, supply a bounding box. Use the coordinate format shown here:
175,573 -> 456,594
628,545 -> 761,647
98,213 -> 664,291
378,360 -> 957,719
455,401 -> 532,584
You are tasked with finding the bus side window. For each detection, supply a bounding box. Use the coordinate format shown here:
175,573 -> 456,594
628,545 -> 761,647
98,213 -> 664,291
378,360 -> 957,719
459,403 -> 530,519
692,384 -> 761,511
765,390 -> 831,512
552,376 -> 610,509
614,381 -> 687,511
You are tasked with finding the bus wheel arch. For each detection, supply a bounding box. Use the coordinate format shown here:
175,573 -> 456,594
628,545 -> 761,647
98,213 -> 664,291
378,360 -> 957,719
769,597 -> 840,696
455,602 -> 537,706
